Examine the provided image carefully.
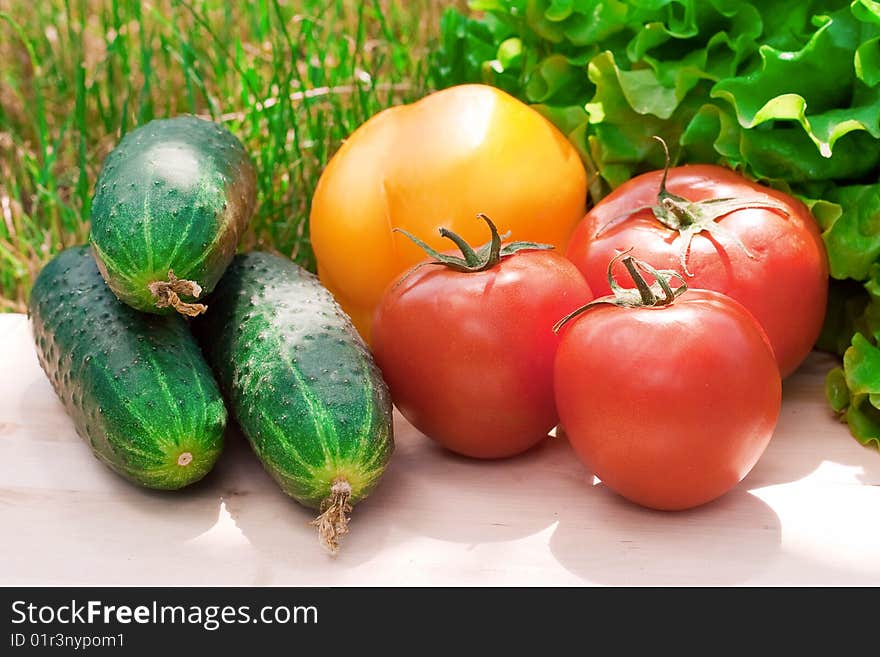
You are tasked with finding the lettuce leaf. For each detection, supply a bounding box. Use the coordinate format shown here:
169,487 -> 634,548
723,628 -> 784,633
821,183 -> 880,280
829,332 -> 880,448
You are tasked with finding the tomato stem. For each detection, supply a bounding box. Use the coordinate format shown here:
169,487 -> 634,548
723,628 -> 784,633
623,256 -> 657,305
393,213 -> 554,274
594,136 -> 792,276
553,251 -> 688,333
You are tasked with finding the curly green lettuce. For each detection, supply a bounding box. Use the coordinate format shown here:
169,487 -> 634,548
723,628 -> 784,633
432,0 -> 880,449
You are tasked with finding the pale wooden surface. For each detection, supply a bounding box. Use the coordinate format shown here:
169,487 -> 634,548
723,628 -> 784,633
1,312 -> 879,586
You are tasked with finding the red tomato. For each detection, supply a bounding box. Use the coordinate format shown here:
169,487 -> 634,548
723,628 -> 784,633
372,217 -> 593,459
566,163 -> 828,378
554,257 -> 781,510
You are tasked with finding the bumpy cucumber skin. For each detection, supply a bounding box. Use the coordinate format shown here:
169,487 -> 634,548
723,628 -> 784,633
89,115 -> 256,314
194,252 -> 394,508
29,246 -> 227,489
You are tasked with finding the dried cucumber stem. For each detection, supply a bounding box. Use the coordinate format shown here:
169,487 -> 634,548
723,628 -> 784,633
311,478 -> 353,555
148,270 -> 208,317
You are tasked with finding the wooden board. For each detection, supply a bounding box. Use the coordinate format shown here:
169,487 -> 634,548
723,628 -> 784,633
1,313 -> 878,585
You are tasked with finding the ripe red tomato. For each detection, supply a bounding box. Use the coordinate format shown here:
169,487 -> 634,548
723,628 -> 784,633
372,216 -> 593,459
566,159 -> 828,378
554,256 -> 781,510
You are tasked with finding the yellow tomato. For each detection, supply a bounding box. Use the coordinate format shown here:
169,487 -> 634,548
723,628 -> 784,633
310,84 -> 588,342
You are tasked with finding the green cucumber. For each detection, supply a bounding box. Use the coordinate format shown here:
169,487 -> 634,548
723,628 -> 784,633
89,115 -> 256,317
194,252 -> 394,553
29,246 -> 226,489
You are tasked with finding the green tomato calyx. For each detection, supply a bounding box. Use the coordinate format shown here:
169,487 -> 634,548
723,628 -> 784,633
596,136 -> 791,276
394,213 -> 553,274
553,249 -> 688,333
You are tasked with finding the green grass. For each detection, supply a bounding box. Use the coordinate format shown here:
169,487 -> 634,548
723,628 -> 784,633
0,0 -> 454,312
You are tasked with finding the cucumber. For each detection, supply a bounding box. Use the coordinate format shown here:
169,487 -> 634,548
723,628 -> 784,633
29,246 -> 227,489
194,252 -> 394,553
89,115 -> 256,317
